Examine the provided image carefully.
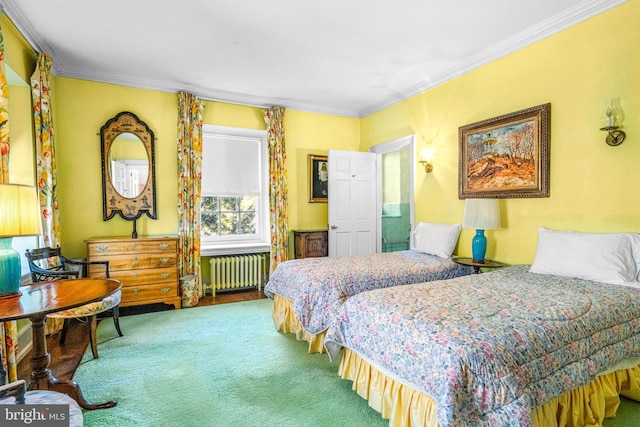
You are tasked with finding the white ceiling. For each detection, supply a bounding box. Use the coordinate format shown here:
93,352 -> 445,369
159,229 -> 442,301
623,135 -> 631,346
1,0 -> 625,118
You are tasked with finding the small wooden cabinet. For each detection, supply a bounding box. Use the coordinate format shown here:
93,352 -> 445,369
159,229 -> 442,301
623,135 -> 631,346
85,236 -> 181,309
294,230 -> 328,259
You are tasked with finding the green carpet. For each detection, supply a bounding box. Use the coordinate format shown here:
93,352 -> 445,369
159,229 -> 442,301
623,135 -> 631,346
602,397 -> 640,427
74,299 -> 388,427
74,299 -> 640,427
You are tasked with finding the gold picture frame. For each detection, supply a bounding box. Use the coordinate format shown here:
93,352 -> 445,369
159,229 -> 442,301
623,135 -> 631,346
308,154 -> 328,203
458,103 -> 550,199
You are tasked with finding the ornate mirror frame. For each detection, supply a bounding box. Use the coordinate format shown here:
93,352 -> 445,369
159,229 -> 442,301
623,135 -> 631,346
100,112 -> 157,236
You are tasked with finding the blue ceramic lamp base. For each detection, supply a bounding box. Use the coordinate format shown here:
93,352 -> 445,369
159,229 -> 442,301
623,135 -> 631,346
0,238 -> 22,298
471,229 -> 487,263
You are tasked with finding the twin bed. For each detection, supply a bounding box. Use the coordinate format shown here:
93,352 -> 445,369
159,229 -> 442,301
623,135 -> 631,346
264,249 -> 471,352
266,226 -> 640,425
325,265 -> 640,426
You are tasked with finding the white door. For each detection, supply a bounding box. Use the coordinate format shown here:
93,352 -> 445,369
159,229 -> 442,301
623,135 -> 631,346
328,150 -> 377,257
128,169 -> 140,197
111,161 -> 127,196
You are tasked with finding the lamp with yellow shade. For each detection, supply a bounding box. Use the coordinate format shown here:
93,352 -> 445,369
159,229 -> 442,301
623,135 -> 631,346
0,183 -> 42,298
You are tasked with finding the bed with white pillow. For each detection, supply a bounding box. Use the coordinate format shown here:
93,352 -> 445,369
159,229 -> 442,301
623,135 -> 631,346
324,227 -> 640,426
264,222 -> 472,353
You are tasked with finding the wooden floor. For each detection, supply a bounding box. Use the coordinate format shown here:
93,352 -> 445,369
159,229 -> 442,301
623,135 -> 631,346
17,289 -> 267,383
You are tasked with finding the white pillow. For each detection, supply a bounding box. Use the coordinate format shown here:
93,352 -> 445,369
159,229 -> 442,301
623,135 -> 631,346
630,233 -> 640,281
529,227 -> 637,285
413,222 -> 462,259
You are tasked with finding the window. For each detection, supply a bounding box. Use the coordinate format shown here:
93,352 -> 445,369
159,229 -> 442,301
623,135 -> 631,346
200,125 -> 269,256
201,196 -> 256,236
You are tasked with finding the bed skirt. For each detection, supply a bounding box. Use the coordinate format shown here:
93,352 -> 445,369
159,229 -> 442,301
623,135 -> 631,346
271,294 -> 326,353
338,347 -> 640,427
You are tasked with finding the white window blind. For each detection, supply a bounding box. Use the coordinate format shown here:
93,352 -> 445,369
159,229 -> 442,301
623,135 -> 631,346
202,134 -> 262,196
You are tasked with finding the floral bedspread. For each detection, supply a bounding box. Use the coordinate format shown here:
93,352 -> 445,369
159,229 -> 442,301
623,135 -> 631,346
264,250 -> 471,334
324,265 -> 640,427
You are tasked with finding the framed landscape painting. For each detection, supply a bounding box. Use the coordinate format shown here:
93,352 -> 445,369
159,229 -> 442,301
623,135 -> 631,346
308,154 -> 328,203
458,103 -> 550,199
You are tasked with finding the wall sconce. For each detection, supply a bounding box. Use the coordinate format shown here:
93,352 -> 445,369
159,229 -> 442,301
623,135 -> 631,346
418,148 -> 433,173
600,100 -> 626,146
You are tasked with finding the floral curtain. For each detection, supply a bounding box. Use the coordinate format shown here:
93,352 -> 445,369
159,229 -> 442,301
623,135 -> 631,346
31,52 -> 63,335
0,23 -> 19,383
177,92 -> 205,296
31,53 -> 60,249
264,106 -> 288,272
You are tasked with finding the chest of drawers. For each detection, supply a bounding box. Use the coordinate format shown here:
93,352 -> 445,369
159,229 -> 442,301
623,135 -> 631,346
85,236 -> 181,309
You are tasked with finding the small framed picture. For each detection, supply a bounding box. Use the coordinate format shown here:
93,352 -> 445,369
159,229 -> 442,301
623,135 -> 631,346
308,154 -> 328,203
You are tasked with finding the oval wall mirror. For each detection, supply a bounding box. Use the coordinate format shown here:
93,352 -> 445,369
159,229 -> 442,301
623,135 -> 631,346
109,132 -> 149,199
100,112 -> 157,237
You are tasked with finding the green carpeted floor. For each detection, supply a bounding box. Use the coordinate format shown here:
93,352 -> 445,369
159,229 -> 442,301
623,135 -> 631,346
603,396 -> 640,427
74,299 -> 640,427
74,299 -> 388,427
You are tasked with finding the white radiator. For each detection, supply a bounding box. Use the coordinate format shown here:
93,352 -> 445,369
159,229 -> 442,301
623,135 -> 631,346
208,253 -> 268,296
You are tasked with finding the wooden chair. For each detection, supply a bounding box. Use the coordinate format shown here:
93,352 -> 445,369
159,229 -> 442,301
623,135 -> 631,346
25,246 -> 123,359
0,363 -> 83,426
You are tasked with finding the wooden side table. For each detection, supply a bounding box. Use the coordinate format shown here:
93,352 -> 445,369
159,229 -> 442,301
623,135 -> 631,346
293,230 -> 328,259
452,257 -> 505,274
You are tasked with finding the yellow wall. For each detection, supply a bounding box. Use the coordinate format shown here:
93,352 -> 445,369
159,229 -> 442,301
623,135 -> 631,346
2,15 -> 36,184
360,1 -> 640,265
50,78 -> 358,257
1,16 -> 35,85
52,78 -> 177,256
285,110 -> 360,231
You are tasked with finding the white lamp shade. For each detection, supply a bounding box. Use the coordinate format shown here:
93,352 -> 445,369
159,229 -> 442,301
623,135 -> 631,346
0,183 -> 43,237
462,198 -> 500,230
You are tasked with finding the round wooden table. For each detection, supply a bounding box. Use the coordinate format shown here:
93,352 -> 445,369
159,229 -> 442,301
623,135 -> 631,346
0,278 -> 121,410
452,257 -> 505,274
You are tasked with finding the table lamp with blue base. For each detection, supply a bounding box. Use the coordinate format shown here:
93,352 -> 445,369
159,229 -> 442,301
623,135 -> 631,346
462,198 -> 500,263
0,183 -> 43,298
471,229 -> 489,262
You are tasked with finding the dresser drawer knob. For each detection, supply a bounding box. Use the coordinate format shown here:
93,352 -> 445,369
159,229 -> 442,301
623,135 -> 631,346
133,288 -> 139,293
98,245 -> 109,252
160,243 -> 169,250
132,256 -> 138,263
160,257 -> 169,264
133,272 -> 139,278
161,287 -> 170,294
160,273 -> 170,279
132,243 -> 137,249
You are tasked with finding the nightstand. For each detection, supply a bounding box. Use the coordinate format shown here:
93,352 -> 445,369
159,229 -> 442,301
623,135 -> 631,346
293,230 -> 328,259
452,257 -> 505,274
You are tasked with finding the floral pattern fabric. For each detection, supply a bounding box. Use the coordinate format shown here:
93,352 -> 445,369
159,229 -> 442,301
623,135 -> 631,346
31,53 -> 59,248
324,265 -> 640,427
264,250 -> 471,334
177,92 -> 205,298
47,290 -> 121,318
31,52 -> 63,335
263,106 -> 288,272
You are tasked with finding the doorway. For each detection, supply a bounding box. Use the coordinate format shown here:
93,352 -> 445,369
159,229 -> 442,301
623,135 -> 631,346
369,135 -> 415,253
